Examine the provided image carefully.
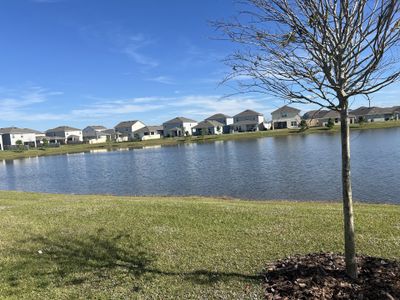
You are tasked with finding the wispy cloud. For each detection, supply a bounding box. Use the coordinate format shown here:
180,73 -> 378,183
0,86 -> 64,122
146,76 -> 175,85
79,25 -> 158,68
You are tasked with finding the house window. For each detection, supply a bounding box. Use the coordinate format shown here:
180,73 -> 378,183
334,118 -> 339,123
282,113 -> 288,117
291,121 -> 297,127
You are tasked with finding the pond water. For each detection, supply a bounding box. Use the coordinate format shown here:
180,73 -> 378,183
0,128 -> 399,203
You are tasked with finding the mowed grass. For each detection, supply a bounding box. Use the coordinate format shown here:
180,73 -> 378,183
0,191 -> 399,299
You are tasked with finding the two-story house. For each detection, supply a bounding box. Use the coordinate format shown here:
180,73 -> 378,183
46,126 -> 83,144
114,120 -> 146,140
163,117 -> 198,137
232,109 -> 264,132
271,105 -> 301,129
82,125 -> 113,143
0,127 -> 38,150
205,113 -> 234,133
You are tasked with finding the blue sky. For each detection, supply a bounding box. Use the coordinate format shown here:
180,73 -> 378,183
0,0 -> 399,131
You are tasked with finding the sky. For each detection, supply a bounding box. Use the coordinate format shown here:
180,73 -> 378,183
0,0 -> 399,131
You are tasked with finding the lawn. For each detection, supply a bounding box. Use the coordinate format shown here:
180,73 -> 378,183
0,191 -> 399,299
1,120 -> 400,161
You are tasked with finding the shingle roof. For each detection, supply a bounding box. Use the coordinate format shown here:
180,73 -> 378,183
46,126 -> 81,132
115,120 -> 142,128
206,113 -> 232,120
234,109 -> 263,117
351,106 -> 397,116
193,120 -> 224,129
163,117 -> 197,124
87,125 -> 107,130
0,127 -> 40,134
303,110 -> 329,120
137,125 -> 163,132
271,105 -> 301,115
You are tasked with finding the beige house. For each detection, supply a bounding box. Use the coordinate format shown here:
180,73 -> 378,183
271,105 -> 301,129
303,110 -> 356,127
193,120 -> 224,135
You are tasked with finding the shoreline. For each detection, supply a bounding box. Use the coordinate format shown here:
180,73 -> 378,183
1,121 -> 399,160
0,190 -> 398,206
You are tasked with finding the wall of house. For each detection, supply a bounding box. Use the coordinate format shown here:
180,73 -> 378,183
163,122 -> 197,136
272,112 -> 301,129
0,134 -> 3,150
234,115 -> 264,124
2,132 -> 37,147
88,136 -> 108,144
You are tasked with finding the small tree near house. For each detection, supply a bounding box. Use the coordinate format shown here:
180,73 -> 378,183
326,118 -> 335,129
215,0 -> 400,278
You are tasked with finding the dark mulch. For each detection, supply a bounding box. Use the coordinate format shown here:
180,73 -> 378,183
264,253 -> 400,300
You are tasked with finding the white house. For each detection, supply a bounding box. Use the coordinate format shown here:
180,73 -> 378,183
135,126 -> 163,140
232,109 -> 264,132
193,120 -> 224,135
46,126 -> 83,144
0,127 -> 38,149
82,125 -> 112,143
114,120 -> 146,140
163,117 -> 198,137
0,134 -> 3,150
205,113 -> 234,133
271,105 -> 302,129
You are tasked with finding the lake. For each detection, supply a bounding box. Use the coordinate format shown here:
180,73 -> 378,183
0,128 -> 399,203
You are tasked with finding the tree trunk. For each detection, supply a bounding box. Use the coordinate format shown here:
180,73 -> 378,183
340,107 -> 357,279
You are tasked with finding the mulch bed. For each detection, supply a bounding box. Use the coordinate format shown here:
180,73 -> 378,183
264,253 -> 400,299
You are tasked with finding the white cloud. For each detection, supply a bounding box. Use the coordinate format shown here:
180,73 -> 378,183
146,76 -> 175,85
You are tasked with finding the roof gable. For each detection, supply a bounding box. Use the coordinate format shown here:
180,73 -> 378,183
271,105 -> 301,115
163,117 -> 197,124
234,109 -> 263,117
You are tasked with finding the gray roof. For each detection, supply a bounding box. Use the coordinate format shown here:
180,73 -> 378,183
86,125 -> 107,130
137,125 -> 163,133
163,117 -> 197,124
46,126 -> 81,132
271,105 -> 301,115
303,110 -> 329,120
0,127 -> 40,134
103,129 -> 115,134
194,120 -> 224,129
351,106 -> 398,116
115,120 -> 142,128
234,109 -> 263,117
206,113 -> 232,120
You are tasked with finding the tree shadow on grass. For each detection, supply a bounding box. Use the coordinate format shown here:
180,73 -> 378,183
6,229 -> 262,292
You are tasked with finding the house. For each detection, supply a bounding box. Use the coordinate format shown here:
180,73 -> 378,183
193,120 -> 224,135
0,127 -> 38,150
163,117 -> 198,137
271,105 -> 301,129
232,109 -> 264,132
46,126 -> 83,144
114,120 -> 146,140
135,126 -> 163,140
205,113 -> 234,133
82,125 -> 113,144
303,110 -> 356,127
351,106 -> 400,122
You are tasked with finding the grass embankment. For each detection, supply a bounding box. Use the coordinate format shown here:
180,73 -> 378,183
1,121 -> 400,160
0,191 -> 399,299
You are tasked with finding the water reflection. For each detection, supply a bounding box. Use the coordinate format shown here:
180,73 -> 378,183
0,128 -> 399,203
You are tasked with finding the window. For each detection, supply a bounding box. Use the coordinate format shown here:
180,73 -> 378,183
282,113 -> 288,117
291,121 -> 297,127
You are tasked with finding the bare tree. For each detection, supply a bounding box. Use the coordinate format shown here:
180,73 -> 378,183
214,0 -> 400,279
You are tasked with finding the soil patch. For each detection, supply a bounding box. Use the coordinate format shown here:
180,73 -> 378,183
264,253 -> 400,299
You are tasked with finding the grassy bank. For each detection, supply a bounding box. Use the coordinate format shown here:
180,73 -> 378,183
0,191 -> 399,299
1,120 -> 400,160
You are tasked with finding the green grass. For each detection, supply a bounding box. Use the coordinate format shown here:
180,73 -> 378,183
0,191 -> 399,299
1,120 -> 400,160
